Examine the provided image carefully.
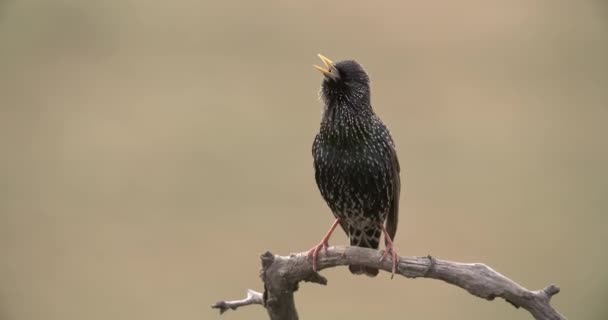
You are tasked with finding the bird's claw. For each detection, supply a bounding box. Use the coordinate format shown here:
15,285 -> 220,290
305,219 -> 340,272
380,245 -> 398,279
306,241 -> 329,272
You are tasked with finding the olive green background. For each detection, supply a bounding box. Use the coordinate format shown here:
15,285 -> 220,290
1,1 -> 607,319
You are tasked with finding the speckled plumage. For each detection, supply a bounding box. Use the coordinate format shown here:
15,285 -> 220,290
313,59 -> 400,277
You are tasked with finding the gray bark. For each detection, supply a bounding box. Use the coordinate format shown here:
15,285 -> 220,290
212,246 -> 565,320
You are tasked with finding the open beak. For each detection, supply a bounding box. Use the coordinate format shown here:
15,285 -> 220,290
314,54 -> 339,80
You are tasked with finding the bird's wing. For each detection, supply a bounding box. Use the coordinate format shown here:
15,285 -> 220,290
385,147 -> 400,245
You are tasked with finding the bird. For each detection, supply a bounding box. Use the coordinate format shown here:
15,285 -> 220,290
307,54 -> 401,277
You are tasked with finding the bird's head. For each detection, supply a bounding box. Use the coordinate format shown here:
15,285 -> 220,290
314,54 -> 371,109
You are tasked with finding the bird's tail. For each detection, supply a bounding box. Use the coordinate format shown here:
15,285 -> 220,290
348,226 -> 380,277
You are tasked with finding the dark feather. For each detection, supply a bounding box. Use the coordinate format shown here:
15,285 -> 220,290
385,147 -> 401,246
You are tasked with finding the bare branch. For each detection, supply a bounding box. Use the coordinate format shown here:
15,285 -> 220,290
212,246 -> 565,320
211,289 -> 263,314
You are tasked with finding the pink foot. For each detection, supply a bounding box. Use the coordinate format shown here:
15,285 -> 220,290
306,218 -> 341,272
380,225 -> 399,279
306,241 -> 328,272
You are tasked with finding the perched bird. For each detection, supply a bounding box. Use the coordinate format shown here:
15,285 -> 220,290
307,54 -> 401,277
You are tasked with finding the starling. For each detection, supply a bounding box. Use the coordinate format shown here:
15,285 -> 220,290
307,54 -> 401,277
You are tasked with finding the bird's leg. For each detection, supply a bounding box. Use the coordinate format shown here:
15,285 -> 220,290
379,224 -> 399,279
306,218 -> 341,272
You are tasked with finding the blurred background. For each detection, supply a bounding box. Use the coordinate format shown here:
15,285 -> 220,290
1,0 -> 607,319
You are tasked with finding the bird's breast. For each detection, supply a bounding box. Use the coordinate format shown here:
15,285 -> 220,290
313,132 -> 394,217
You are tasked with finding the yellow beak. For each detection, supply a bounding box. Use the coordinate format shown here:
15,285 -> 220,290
314,54 -> 339,80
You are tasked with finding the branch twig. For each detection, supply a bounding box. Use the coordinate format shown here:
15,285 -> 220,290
211,289 -> 263,314
212,246 -> 565,320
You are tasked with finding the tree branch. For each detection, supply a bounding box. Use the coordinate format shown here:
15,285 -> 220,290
212,246 -> 565,320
